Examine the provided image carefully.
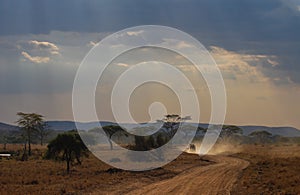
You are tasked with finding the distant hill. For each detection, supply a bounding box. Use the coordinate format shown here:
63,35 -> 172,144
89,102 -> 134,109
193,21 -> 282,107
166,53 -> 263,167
0,121 -> 116,132
0,121 -> 300,137
0,122 -> 19,132
239,125 -> 300,137
196,123 -> 300,137
45,121 -> 77,131
45,121 -> 116,131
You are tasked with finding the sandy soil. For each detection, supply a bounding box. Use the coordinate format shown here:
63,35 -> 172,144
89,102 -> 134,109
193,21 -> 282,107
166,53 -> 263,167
126,155 -> 249,195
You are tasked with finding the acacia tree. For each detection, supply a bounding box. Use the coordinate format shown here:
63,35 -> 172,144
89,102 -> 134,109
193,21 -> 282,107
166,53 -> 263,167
218,125 -> 244,143
89,125 -> 126,150
249,130 -> 273,144
220,125 -> 243,137
131,126 -> 156,151
16,112 -> 45,156
45,131 -> 88,173
103,125 -> 124,150
160,114 -> 191,138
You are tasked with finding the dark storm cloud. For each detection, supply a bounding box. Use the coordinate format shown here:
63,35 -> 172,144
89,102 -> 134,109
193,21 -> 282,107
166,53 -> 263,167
1,0 -> 299,39
0,0 -> 299,82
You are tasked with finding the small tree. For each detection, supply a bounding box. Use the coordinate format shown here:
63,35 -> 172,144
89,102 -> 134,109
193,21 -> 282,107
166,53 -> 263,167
134,136 -> 148,151
161,114 -> 191,139
89,125 -> 129,150
37,123 -> 50,146
102,125 -> 124,150
249,130 -> 272,137
16,112 -> 45,156
45,131 -> 88,173
131,126 -> 157,150
249,130 -> 273,144
156,133 -> 167,146
2,134 -> 9,150
220,125 -> 243,137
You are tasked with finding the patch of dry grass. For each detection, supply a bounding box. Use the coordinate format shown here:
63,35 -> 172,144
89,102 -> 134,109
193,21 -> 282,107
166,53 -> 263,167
4,144 -> 298,194
0,144 -> 211,194
231,145 -> 300,194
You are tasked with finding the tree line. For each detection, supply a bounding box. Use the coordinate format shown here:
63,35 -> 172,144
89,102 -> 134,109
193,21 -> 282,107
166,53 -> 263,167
7,112 -> 291,173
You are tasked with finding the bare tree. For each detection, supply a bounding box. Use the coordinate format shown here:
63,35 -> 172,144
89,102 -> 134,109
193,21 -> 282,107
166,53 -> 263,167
37,123 -> 49,146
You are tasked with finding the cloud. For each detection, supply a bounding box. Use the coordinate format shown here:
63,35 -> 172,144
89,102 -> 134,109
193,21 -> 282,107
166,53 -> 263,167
87,41 -> 97,47
162,39 -> 194,49
21,51 -> 50,64
177,64 -> 197,72
29,40 -> 59,55
176,41 -> 193,49
209,46 -> 279,82
126,30 -> 144,36
0,0 -> 299,83
174,45 -> 281,83
0,31 -> 108,97
116,63 -> 129,67
0,30 -> 300,129
267,59 -> 279,67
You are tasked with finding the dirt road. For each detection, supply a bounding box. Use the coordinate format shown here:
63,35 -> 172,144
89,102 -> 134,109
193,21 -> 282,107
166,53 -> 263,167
127,155 -> 249,195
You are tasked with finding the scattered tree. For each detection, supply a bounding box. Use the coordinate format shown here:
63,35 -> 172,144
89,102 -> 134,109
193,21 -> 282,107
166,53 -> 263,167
249,130 -> 273,144
89,125 -> 131,150
2,135 -> 8,150
249,130 -> 272,137
156,133 -> 167,146
37,123 -> 50,146
160,114 -> 191,138
220,125 -> 243,137
134,136 -> 148,151
45,131 -> 88,173
16,112 -> 45,156
102,125 -> 126,150
131,126 -> 156,150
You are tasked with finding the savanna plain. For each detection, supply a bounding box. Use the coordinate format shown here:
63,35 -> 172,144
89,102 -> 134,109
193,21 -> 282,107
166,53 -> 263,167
1,143 -> 300,195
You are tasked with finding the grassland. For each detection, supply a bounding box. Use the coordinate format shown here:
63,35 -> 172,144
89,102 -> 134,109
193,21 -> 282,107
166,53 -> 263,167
1,144 -> 300,194
232,145 -> 300,194
0,144 -> 211,194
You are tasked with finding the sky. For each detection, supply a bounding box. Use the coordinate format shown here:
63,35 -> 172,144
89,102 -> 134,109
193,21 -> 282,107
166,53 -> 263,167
0,0 -> 300,129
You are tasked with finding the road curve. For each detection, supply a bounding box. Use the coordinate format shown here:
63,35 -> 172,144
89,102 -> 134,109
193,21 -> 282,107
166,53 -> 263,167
127,155 -> 249,195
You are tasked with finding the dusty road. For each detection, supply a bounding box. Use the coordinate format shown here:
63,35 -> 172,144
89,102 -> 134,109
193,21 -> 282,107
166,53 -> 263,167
127,155 -> 249,195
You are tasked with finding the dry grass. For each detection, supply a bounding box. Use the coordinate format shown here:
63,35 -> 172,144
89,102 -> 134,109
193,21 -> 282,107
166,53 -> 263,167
2,144 -> 300,194
0,144 -> 212,195
231,145 -> 300,194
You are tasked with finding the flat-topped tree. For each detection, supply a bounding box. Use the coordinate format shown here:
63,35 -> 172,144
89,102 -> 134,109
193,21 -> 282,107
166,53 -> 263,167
103,125 -> 126,150
161,114 -> 191,138
249,130 -> 273,144
16,112 -> 45,156
249,130 -> 272,137
220,125 -> 243,137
